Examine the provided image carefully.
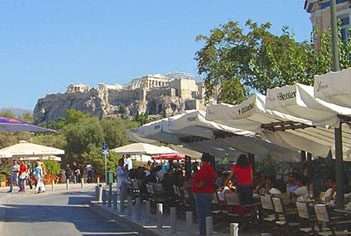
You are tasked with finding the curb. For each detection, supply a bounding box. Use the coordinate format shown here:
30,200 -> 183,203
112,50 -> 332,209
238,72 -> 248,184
89,201 -> 163,236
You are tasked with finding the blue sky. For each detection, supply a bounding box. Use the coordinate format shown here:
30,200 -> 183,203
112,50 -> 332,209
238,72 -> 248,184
0,0 -> 311,110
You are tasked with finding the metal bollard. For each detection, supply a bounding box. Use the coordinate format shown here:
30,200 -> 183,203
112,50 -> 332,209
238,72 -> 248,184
170,207 -> 176,233
66,179 -> 70,190
102,189 -> 107,206
113,192 -> 117,210
97,186 -> 103,202
97,177 -> 100,186
145,201 -> 151,223
81,178 -> 84,188
206,216 -> 213,236
51,180 -> 55,191
186,211 -> 193,236
230,223 -> 239,236
135,198 -> 141,221
157,203 -> 163,229
127,196 -> 132,217
108,191 -> 112,208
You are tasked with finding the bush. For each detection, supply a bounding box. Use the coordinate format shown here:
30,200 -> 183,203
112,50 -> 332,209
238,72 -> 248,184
42,160 -> 61,175
0,174 -> 6,182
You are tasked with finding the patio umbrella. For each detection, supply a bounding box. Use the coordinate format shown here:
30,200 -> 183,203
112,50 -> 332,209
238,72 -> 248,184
0,140 -> 65,158
112,143 -> 178,155
152,153 -> 185,160
0,116 -> 56,133
19,156 -> 62,162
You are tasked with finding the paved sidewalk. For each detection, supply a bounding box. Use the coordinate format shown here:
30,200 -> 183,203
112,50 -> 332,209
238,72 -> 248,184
89,189 -> 262,236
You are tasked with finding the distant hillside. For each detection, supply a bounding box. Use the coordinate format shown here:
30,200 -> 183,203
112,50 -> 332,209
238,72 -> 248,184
0,107 -> 32,116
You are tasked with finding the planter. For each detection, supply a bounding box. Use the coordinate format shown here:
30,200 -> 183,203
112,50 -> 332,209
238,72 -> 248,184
0,181 -> 6,187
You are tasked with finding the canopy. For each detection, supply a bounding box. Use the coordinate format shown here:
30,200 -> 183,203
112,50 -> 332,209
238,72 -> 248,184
0,140 -> 65,157
0,116 -> 56,133
152,154 -> 185,160
112,143 -> 178,155
266,83 -> 351,159
206,93 -> 332,157
266,83 -> 351,128
19,156 -> 62,162
314,67 -> 351,107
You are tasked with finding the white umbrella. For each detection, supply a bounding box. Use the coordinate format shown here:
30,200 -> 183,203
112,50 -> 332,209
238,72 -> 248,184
19,156 -> 62,162
0,140 -> 65,157
112,143 -> 178,155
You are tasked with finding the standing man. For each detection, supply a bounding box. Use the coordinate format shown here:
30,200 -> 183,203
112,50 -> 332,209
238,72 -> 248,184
86,164 -> 93,183
192,153 -> 215,236
124,155 -> 133,171
65,164 -> 71,183
116,158 -> 129,210
8,160 -> 20,193
71,162 -> 79,183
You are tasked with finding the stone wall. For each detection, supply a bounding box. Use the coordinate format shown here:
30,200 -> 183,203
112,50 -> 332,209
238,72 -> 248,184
107,89 -> 141,106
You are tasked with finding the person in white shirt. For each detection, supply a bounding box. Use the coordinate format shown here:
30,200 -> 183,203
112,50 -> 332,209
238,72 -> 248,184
291,176 -> 308,202
124,155 -> 133,171
117,158 -> 129,210
8,160 -> 20,193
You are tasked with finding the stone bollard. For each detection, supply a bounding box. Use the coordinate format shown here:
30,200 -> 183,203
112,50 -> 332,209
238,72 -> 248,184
230,223 -> 239,236
135,198 -> 141,221
206,216 -> 213,236
66,179 -> 70,190
127,196 -> 132,217
170,207 -> 176,233
51,180 -> 55,191
145,201 -> 151,223
97,186 -> 103,202
97,177 -> 100,186
186,211 -> 193,236
95,186 -> 99,199
113,192 -> 117,210
102,189 -> 107,206
157,203 -> 163,229
81,178 -> 84,188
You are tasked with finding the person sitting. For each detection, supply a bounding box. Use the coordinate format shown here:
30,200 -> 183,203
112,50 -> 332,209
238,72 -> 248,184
286,173 -> 298,193
217,181 -> 236,202
291,176 -> 308,202
321,177 -> 336,203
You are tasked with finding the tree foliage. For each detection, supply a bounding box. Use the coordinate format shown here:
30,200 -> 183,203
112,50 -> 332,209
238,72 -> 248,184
195,19 -> 351,104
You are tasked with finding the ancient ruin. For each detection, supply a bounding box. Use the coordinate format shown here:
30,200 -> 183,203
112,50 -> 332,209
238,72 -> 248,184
33,72 -> 218,123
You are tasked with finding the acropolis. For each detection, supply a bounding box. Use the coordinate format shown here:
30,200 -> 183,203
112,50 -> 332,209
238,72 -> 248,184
33,72 -> 218,123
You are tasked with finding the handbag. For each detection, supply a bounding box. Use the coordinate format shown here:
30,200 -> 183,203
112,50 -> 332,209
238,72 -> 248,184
19,172 -> 27,180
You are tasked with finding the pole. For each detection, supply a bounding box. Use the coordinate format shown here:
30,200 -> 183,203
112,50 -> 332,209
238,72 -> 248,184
330,0 -> 344,209
104,154 -> 107,185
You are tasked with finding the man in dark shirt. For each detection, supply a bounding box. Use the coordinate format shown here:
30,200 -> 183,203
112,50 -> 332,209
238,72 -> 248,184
65,164 -> 71,183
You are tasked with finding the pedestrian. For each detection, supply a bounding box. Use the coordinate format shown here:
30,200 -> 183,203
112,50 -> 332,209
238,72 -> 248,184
86,164 -> 93,183
65,164 -> 71,183
34,162 -> 46,193
18,160 -> 28,192
225,154 -> 253,204
71,162 -> 79,183
116,158 -> 129,210
26,163 -> 33,189
192,153 -> 216,236
8,160 -> 20,193
124,155 -> 133,171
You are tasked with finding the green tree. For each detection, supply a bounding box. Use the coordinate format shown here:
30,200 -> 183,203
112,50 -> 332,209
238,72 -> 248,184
57,109 -> 89,129
195,19 -> 351,103
0,110 -> 16,119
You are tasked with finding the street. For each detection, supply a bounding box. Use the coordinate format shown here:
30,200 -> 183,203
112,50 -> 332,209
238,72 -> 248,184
0,186 -> 139,236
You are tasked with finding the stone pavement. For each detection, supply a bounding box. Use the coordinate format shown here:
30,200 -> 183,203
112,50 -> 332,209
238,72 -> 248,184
89,188 -> 263,236
0,184 -> 139,236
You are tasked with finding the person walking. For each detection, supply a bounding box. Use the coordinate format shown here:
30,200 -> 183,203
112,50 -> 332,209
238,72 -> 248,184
18,160 -> 28,192
71,162 -> 79,183
192,153 -> 215,236
86,164 -> 93,183
8,160 -> 20,193
116,158 -> 129,210
225,154 -> 253,204
34,162 -> 46,193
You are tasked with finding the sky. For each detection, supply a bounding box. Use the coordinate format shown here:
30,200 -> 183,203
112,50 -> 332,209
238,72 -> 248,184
0,0 -> 311,110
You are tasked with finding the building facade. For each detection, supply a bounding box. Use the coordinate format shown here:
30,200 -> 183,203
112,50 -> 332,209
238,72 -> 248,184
304,0 -> 351,46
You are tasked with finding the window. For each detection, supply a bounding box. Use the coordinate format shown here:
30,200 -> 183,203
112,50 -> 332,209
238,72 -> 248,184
338,15 -> 350,43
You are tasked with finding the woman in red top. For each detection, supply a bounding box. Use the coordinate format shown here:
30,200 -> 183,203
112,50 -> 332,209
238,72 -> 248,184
192,153 -> 215,236
18,160 -> 27,192
225,154 -> 253,204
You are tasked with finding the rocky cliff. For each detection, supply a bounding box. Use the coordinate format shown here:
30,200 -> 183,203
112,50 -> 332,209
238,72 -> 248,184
33,88 -> 196,123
